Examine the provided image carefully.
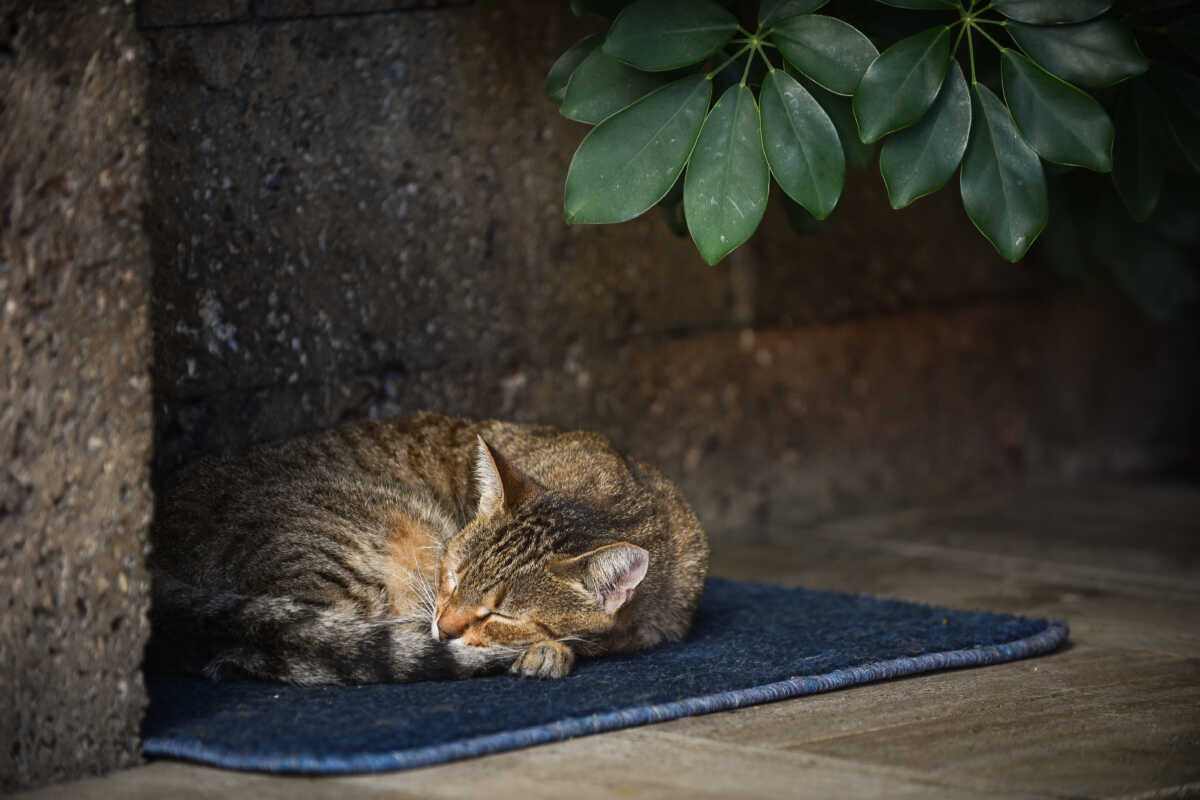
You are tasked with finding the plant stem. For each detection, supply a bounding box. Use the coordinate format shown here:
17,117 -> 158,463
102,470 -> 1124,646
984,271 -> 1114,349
972,22 -> 1006,51
732,37 -> 777,48
967,23 -> 977,83
706,45 -> 751,80
973,17 -> 1006,26
756,42 -> 777,74
951,20 -> 968,58
739,47 -> 755,86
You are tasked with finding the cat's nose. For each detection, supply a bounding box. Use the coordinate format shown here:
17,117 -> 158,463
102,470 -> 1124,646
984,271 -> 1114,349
436,608 -> 470,640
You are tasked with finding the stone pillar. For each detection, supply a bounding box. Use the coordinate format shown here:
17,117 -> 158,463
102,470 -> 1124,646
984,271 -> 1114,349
0,0 -> 153,791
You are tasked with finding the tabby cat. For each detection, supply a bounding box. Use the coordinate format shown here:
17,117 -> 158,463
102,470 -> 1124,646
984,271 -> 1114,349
147,412 -> 709,684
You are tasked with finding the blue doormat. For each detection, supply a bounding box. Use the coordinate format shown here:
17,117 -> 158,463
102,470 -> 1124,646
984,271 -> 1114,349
141,578 -> 1068,774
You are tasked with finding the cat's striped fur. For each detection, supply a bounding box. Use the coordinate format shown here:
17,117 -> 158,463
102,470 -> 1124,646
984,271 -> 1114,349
147,412 -> 709,685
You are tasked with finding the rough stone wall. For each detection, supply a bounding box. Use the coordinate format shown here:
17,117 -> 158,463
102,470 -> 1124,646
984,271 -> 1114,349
604,295 -> 1198,535
0,1 -> 153,791
143,2 -> 1197,538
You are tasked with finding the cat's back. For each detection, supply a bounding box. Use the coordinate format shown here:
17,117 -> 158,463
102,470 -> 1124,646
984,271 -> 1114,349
151,414 -> 468,593
154,412 -> 707,633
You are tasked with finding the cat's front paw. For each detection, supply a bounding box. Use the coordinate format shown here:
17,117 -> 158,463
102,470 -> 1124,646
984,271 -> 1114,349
510,640 -> 575,679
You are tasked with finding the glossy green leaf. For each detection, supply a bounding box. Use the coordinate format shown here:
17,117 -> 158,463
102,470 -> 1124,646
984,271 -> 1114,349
795,71 -> 876,169
993,0 -> 1111,24
1111,80 -> 1165,221
873,0 -> 956,8
545,34 -> 604,105
880,61 -> 970,208
684,85 -> 770,265
760,69 -> 844,219
853,25 -> 952,144
565,75 -> 712,224
560,48 -> 673,124
759,0 -> 828,27
960,83 -> 1048,262
772,15 -> 878,96
603,0 -> 739,72
1007,20 -> 1148,89
1001,49 -> 1114,172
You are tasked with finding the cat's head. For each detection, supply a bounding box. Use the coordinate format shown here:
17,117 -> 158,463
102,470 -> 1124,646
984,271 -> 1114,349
431,436 -> 648,650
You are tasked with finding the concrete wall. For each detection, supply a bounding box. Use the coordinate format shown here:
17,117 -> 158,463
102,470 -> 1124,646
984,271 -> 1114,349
0,0 -> 154,791
143,1 -> 1196,538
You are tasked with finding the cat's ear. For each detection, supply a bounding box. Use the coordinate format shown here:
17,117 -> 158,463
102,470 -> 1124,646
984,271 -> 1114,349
474,435 -> 539,518
553,543 -> 649,614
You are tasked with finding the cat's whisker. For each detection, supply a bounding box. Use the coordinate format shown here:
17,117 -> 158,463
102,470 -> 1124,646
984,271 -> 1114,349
418,593 -> 436,622
482,644 -> 524,656
415,574 -> 436,605
405,574 -> 433,612
400,540 -> 440,621
393,567 -> 439,624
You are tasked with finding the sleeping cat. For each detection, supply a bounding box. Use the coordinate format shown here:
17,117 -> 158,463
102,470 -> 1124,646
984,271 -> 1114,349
147,412 -> 709,685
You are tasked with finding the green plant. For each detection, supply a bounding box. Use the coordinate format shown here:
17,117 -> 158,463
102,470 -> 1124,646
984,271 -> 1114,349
546,0 -> 1199,316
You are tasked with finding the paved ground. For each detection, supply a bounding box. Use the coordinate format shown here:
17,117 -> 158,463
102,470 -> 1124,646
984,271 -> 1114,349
19,480 -> 1200,799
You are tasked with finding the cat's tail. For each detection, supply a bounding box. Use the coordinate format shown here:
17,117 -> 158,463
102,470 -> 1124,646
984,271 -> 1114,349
146,575 -> 516,685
